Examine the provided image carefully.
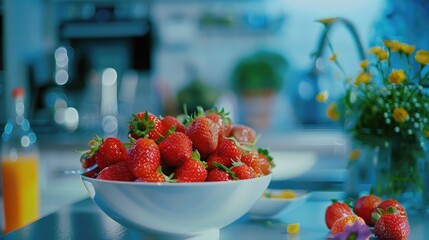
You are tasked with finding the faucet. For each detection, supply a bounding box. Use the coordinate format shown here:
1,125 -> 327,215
312,17 -> 367,70
295,17 -> 367,125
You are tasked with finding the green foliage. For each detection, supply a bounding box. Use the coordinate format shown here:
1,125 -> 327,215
231,50 -> 288,93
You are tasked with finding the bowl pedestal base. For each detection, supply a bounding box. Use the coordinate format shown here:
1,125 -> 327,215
136,229 -> 220,240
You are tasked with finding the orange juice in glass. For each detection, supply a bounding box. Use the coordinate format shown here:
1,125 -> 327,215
1,154 -> 40,233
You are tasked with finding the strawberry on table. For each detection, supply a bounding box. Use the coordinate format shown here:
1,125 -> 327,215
127,138 -> 161,179
332,220 -> 371,240
325,199 -> 354,229
88,135 -> 127,169
353,194 -> 383,226
158,132 -> 193,167
174,151 -> 208,182
374,207 -> 410,240
97,161 -> 136,181
330,215 -> 365,235
185,107 -> 220,157
128,111 -> 163,141
373,199 -> 408,223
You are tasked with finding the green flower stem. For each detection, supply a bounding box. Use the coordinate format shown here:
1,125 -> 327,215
373,140 -> 425,201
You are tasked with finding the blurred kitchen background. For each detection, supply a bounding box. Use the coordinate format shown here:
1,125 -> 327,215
1,0 -> 429,223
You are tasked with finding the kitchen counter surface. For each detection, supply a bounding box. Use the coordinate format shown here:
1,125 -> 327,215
2,192 -> 428,240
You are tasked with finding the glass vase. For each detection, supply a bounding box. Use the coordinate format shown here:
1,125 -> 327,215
346,133 -> 429,214
372,139 -> 429,214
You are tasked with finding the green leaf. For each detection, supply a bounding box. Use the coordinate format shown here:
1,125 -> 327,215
212,162 -> 239,180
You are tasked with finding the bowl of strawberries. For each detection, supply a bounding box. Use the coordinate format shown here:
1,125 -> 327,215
78,107 -> 274,239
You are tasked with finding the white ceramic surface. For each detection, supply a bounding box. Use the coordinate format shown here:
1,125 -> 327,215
81,174 -> 271,239
248,189 -> 311,220
270,151 -> 317,180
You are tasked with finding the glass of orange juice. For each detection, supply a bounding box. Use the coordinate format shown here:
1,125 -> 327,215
1,87 -> 40,234
1,153 -> 40,233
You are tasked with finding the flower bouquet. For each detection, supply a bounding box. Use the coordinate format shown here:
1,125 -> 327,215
316,18 -> 429,211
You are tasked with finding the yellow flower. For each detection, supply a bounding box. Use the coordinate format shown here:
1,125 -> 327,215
287,223 -> 300,234
425,130 -> 429,138
329,53 -> 337,62
369,47 -> 389,60
388,69 -> 406,84
384,40 -> 402,52
393,107 -> 409,123
384,40 -> 415,54
354,72 -> 371,86
317,17 -> 337,25
399,43 -> 416,55
377,50 -> 389,61
326,103 -> 340,121
349,149 -> 361,161
360,60 -> 369,69
316,90 -> 329,102
415,49 -> 429,65
369,46 -> 383,54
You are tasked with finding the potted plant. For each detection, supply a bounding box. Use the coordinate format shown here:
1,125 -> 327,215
231,50 -> 288,129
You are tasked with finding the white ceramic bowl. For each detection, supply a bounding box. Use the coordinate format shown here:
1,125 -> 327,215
248,189 -> 311,220
81,174 -> 271,240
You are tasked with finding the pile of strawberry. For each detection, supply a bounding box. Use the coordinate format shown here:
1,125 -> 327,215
325,194 -> 410,240
79,107 -> 274,183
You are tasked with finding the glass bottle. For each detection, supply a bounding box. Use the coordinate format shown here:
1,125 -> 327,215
1,87 -> 39,233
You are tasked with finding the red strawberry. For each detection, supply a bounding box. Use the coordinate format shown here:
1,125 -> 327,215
160,115 -> 186,135
128,111 -> 163,141
373,199 -> 408,223
158,132 -> 193,167
374,207 -> 410,240
205,107 -> 232,137
229,124 -> 256,143
331,215 -> 365,235
206,168 -> 233,182
325,200 -> 354,229
97,161 -> 136,181
257,148 -> 275,175
206,152 -> 232,170
185,108 -> 220,157
353,194 -> 383,226
217,137 -> 242,162
135,167 -> 167,183
80,151 -> 101,178
89,136 -> 127,169
127,138 -> 161,179
230,161 -> 256,180
174,151 -> 208,182
240,151 -> 263,177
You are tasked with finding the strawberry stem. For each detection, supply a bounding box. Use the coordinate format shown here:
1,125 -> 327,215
212,162 -> 239,180
191,150 -> 208,168
128,112 -> 155,138
258,148 -> 276,168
